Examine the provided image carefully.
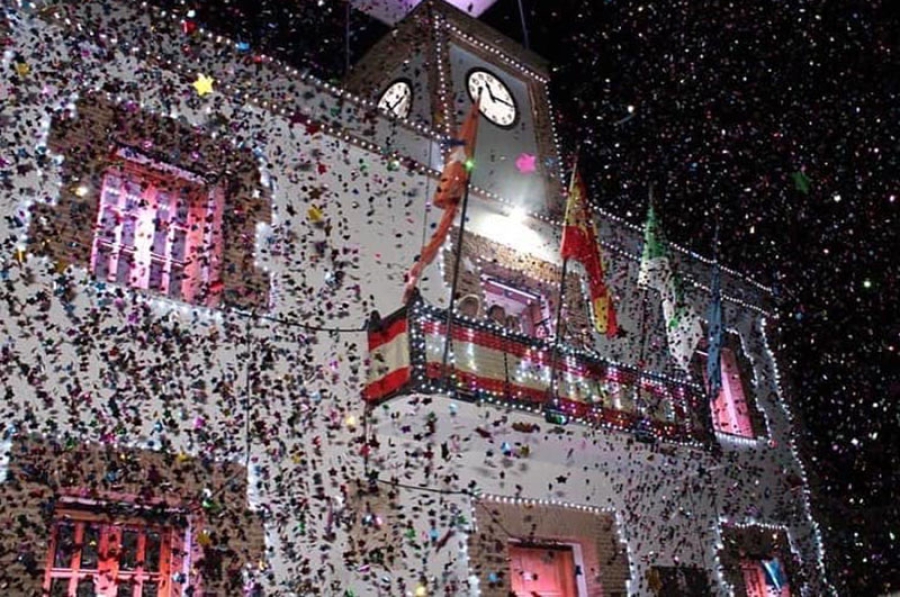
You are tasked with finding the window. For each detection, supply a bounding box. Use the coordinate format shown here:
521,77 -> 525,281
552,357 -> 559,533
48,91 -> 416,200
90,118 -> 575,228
44,508 -> 182,597
508,543 -> 584,597
483,278 -> 551,337
700,347 -> 754,437
741,558 -> 791,597
647,565 -> 710,597
469,499 -> 629,596
711,347 -> 754,437
91,149 -> 224,306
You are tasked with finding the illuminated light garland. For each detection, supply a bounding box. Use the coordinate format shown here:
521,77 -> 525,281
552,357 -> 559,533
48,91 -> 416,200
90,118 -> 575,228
479,493 -> 617,515
414,303 -> 706,391
542,84 -> 567,184
407,302 -> 704,447
43,2 -> 448,146
432,14 -> 454,138
760,318 -> 838,597
591,206 -> 774,295
713,431 -> 760,448
442,24 -> 549,84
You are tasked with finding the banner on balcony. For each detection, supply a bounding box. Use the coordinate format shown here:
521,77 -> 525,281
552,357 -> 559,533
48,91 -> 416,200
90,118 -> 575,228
364,306 -> 412,402
363,300 -> 701,444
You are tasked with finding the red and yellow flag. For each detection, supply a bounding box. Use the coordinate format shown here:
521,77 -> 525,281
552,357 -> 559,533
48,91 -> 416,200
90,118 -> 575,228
403,98 -> 481,302
560,169 -> 618,337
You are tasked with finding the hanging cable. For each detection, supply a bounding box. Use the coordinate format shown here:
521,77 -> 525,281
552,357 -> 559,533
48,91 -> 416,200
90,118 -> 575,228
227,307 -> 368,333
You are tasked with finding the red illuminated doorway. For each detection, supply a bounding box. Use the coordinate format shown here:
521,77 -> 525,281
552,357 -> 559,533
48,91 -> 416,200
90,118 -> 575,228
508,543 -> 582,597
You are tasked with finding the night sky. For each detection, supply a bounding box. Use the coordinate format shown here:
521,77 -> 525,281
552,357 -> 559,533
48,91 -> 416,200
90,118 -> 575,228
162,0 -> 899,593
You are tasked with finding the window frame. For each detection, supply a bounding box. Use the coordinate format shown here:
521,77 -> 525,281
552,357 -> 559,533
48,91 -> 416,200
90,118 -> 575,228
43,503 -> 190,597
90,147 -> 225,307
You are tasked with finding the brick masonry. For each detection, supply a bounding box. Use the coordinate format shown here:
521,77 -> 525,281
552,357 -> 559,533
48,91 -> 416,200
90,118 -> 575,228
30,93 -> 271,310
0,435 -> 265,597
467,500 -> 630,597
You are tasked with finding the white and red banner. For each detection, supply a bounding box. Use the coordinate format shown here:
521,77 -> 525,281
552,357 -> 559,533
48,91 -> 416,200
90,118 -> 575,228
364,308 -> 411,402
363,303 -> 698,443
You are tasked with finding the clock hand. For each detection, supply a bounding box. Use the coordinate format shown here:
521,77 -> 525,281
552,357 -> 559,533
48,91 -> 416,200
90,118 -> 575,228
484,82 -> 513,107
388,94 -> 405,112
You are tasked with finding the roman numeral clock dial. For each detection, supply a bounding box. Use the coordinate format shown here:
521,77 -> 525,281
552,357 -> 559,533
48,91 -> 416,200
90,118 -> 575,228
466,68 -> 518,128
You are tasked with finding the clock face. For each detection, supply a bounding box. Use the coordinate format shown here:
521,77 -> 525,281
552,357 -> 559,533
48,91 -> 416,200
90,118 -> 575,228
377,79 -> 413,119
466,68 -> 518,128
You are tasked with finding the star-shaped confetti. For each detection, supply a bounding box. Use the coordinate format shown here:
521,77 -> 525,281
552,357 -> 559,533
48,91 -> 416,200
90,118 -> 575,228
192,74 -> 215,97
791,170 -> 811,194
515,152 -> 537,173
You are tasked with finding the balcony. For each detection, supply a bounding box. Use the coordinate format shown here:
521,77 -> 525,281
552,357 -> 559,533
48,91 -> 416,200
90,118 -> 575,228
365,298 -> 704,445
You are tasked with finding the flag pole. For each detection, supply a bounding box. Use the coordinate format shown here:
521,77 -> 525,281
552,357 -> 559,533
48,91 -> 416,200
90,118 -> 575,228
439,178 -> 473,390
547,257 -> 569,404
707,209 -> 721,403
548,146 -> 581,405
701,205 -> 723,450
634,183 -> 655,413
440,96 -> 481,391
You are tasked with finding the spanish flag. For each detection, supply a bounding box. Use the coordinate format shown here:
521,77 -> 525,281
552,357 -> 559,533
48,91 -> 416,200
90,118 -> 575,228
560,168 -> 618,338
403,97 -> 481,302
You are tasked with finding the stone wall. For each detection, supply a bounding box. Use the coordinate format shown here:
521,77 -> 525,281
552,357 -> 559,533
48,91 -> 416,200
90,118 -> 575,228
0,435 -> 265,597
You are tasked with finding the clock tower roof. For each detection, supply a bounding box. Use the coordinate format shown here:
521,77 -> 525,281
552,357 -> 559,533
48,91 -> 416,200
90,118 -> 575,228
345,0 -> 550,89
351,0 -> 499,28
419,0 -> 551,77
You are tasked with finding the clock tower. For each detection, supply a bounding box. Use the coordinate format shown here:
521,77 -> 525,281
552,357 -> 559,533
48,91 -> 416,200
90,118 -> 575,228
343,0 -> 565,216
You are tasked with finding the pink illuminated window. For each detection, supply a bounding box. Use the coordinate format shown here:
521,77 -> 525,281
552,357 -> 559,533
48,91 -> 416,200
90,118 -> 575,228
508,543 -> 581,596
91,150 -> 224,306
44,509 -> 182,597
741,559 -> 790,597
702,347 -> 755,438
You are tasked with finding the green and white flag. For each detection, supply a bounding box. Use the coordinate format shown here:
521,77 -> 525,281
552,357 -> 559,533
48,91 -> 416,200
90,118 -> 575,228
637,204 -> 703,372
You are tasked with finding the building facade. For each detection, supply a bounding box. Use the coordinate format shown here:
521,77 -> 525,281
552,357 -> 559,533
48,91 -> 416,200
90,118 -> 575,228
0,1 -> 834,596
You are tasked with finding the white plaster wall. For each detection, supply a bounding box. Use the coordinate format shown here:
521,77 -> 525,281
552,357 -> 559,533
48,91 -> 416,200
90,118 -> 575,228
0,4 -> 834,597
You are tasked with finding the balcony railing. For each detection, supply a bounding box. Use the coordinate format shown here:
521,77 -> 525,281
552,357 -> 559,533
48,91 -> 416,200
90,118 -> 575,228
365,298 -> 704,445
